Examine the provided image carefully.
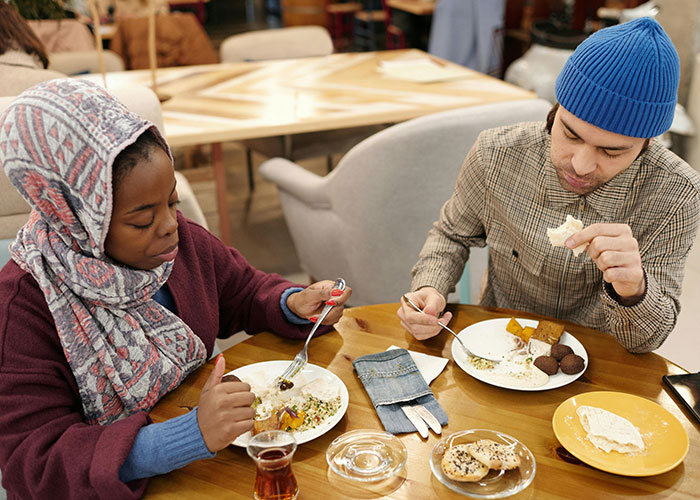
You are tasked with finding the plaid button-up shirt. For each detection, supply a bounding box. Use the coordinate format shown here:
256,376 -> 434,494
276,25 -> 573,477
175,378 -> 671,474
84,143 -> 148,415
412,122 -> 700,353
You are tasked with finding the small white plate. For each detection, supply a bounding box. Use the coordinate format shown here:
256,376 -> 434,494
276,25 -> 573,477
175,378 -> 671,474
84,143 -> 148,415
452,318 -> 588,391
228,360 -> 349,447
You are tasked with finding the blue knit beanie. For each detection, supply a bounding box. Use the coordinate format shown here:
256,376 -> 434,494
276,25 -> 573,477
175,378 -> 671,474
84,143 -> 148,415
555,17 -> 679,138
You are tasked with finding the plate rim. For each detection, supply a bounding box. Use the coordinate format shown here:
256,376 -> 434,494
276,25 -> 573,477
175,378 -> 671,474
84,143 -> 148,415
451,317 -> 588,391
229,360 -> 349,447
551,390 -> 690,476
429,428 -> 536,499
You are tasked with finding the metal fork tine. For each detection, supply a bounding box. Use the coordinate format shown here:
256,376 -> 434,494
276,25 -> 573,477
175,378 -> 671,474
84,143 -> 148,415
279,357 -> 301,380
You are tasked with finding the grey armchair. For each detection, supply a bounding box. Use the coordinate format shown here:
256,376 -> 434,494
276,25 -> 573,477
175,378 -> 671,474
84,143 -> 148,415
259,98 -> 553,306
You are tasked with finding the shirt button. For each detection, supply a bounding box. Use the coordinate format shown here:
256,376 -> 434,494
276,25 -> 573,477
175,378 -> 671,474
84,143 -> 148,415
512,249 -> 519,258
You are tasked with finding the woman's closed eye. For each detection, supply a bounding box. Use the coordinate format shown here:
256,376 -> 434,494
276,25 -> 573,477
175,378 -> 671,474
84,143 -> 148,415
131,219 -> 154,230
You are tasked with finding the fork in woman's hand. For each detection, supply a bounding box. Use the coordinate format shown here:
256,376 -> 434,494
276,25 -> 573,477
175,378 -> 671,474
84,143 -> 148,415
276,278 -> 346,388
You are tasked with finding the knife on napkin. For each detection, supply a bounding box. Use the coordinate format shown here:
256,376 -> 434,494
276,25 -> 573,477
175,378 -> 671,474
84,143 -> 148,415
400,405 -> 429,438
413,404 -> 442,434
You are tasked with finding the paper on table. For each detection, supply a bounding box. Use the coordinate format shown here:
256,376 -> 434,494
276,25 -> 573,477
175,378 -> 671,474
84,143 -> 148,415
387,345 -> 448,385
377,58 -> 475,83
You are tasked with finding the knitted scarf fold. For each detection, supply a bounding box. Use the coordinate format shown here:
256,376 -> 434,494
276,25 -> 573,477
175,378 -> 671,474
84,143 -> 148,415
0,79 -> 206,425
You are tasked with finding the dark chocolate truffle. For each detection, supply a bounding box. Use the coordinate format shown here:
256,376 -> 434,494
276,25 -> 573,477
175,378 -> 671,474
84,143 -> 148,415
533,355 -> 559,375
560,353 -> 585,374
551,343 -> 574,361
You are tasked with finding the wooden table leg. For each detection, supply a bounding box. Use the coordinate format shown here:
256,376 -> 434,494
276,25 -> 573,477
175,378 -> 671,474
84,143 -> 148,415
211,142 -> 232,246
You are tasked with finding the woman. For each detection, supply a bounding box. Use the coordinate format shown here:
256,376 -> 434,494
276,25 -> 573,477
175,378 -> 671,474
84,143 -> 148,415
0,2 -> 65,96
0,78 -> 351,499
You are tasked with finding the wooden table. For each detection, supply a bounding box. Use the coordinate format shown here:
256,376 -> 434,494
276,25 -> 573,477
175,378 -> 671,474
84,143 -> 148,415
81,50 -> 532,245
145,303 -> 699,499
387,0 -> 435,16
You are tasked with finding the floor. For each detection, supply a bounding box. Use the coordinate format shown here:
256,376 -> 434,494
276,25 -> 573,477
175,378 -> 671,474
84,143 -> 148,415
184,2 -> 700,372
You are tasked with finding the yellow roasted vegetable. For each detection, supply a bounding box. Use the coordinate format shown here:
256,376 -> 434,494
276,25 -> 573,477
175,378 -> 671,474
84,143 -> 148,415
520,326 -> 535,342
505,317 -> 523,336
280,407 -> 306,430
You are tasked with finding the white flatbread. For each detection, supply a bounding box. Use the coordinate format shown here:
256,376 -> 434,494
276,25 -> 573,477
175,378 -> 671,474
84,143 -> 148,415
441,444 -> 490,482
465,439 -> 521,470
576,405 -> 645,454
547,215 -> 587,256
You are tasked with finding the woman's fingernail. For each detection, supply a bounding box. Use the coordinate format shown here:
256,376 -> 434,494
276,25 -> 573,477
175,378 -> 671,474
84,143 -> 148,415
331,289 -> 343,297
309,316 -> 318,323
215,353 -> 223,363
325,300 -> 336,306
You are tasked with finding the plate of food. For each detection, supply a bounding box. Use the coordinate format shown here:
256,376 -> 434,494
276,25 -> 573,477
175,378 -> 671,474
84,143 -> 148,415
552,391 -> 689,476
228,360 -> 349,447
430,429 -> 535,498
452,318 -> 587,391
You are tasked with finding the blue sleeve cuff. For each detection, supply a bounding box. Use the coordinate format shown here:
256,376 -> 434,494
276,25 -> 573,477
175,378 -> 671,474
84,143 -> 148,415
280,287 -> 312,325
119,407 -> 215,483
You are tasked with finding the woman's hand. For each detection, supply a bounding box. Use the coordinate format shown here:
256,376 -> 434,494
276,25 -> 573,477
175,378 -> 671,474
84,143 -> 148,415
396,287 -> 451,340
286,280 -> 352,324
197,354 -> 256,453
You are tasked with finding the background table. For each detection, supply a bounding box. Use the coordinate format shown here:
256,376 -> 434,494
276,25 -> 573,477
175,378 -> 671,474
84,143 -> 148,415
146,303 -> 699,499
82,49 -> 532,244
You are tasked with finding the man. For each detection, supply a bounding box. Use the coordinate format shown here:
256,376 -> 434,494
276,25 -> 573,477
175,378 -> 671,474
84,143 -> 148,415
398,17 -> 700,353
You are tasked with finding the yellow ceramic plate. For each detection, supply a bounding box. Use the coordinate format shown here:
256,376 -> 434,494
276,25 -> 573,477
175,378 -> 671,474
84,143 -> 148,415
552,391 -> 688,476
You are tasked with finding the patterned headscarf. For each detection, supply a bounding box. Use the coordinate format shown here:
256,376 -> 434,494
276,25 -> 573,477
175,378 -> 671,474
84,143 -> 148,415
0,79 -> 207,425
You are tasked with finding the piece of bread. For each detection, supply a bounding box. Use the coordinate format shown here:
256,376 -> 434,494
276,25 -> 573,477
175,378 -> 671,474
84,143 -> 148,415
530,320 -> 565,345
576,406 -> 644,454
253,408 -> 282,435
465,439 -> 521,470
441,444 -> 490,482
547,215 -> 587,256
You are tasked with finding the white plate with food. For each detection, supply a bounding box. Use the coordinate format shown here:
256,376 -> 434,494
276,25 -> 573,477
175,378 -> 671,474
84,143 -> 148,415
228,360 -> 349,447
452,318 -> 588,391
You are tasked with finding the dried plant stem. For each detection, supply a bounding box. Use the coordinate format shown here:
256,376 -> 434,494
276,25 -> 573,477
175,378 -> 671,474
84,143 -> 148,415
86,0 -> 106,87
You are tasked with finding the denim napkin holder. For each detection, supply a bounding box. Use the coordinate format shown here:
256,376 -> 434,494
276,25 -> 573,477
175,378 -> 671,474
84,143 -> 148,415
353,348 -> 448,434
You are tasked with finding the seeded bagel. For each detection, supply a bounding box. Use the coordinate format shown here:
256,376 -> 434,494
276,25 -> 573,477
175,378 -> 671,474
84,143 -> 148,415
465,439 -> 521,470
441,444 -> 489,482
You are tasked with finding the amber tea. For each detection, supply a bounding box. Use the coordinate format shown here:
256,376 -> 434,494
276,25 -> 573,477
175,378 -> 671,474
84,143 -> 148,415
247,431 -> 298,500
254,448 -> 298,500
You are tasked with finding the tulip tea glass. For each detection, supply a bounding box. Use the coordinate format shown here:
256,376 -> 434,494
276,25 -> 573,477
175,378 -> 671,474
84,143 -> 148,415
247,430 -> 299,500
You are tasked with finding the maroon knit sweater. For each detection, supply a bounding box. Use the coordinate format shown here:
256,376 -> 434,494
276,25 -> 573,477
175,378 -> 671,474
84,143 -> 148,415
0,214 -> 317,499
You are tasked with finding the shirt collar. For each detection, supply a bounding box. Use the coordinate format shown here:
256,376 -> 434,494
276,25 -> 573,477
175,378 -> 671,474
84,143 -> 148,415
540,133 -> 643,221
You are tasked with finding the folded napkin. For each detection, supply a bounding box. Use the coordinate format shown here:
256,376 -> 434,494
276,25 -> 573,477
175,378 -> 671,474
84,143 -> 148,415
353,349 -> 448,434
387,345 -> 448,385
